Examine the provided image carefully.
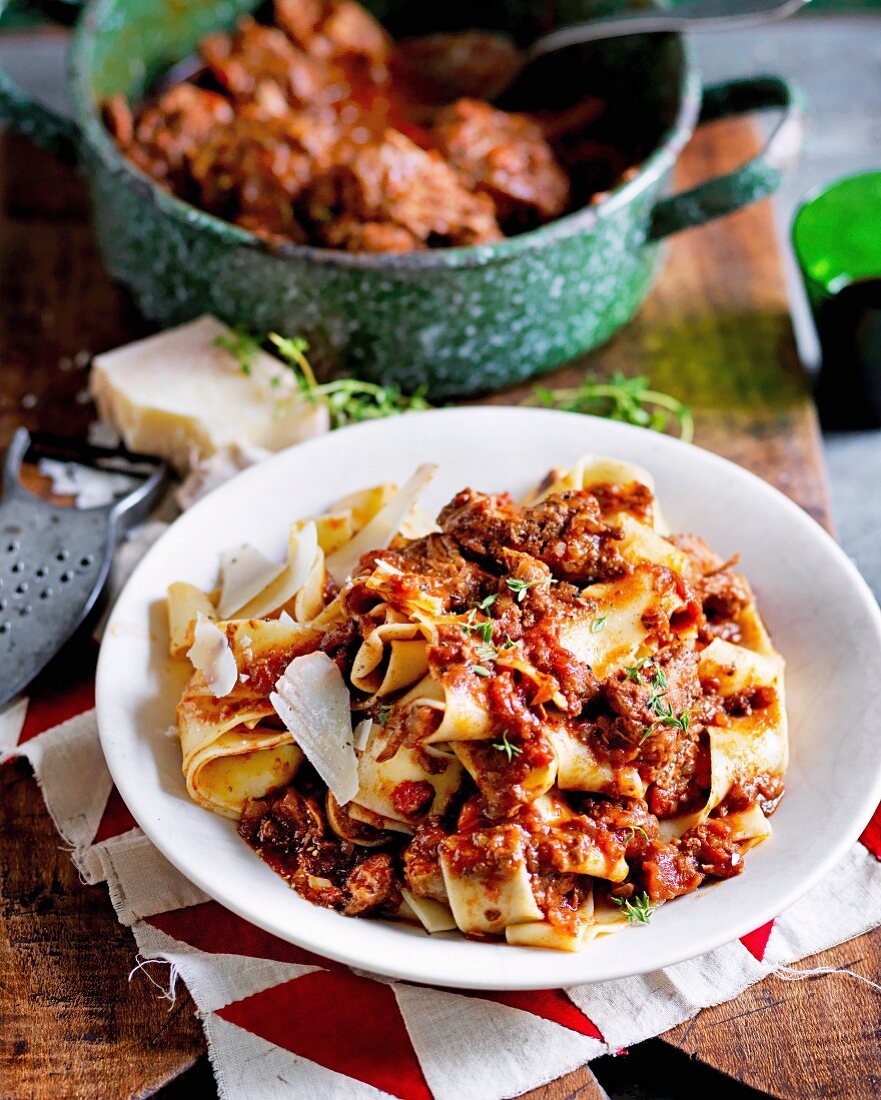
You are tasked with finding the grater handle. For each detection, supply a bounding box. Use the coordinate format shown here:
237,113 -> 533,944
108,457 -> 169,535
1,428 -> 32,502
2,428 -> 169,523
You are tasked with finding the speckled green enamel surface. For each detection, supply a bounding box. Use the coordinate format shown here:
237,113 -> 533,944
0,0 -> 795,398
85,159 -> 665,396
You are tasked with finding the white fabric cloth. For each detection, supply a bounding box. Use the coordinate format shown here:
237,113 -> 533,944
15,710 -> 881,1100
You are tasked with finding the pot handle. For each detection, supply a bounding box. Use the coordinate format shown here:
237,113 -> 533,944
648,76 -> 803,241
0,0 -> 82,165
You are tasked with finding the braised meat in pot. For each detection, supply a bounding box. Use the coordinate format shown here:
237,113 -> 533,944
104,0 -> 630,252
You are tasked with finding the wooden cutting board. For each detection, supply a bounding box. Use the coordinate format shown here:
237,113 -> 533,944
1,107 -> 879,1100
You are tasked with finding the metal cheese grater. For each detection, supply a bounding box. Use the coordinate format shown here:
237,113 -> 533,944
0,429 -> 167,708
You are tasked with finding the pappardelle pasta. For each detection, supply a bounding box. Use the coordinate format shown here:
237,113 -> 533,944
168,458 -> 786,951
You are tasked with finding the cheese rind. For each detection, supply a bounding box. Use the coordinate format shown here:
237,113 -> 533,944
89,315 -> 328,472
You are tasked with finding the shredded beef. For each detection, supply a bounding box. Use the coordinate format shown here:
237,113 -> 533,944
301,129 -> 503,249
276,0 -> 391,65
669,532 -> 753,634
200,18 -> 335,108
403,816 -> 449,903
437,488 -> 625,585
430,98 -> 570,226
640,841 -> 703,901
343,852 -> 397,914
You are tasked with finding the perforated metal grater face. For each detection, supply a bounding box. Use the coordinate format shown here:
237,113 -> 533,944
0,429 -> 167,708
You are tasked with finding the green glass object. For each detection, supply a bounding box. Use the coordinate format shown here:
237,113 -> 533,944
793,171 -> 881,429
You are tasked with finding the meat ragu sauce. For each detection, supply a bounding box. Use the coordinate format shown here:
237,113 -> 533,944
102,0 -> 632,252
235,480 -> 785,939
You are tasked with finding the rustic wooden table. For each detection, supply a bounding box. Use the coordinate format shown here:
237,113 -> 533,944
1,99 -> 879,1099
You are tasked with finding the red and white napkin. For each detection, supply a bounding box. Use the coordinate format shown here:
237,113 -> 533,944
5,683 -> 880,1100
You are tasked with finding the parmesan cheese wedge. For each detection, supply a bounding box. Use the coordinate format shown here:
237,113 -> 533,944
216,545 -> 286,619
187,617 -> 238,697
270,651 -> 359,805
89,315 -> 329,472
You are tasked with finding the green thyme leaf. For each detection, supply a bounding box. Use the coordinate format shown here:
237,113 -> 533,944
622,825 -> 650,845
460,609 -> 478,635
623,657 -> 652,682
376,704 -> 393,726
214,329 -> 262,377
491,732 -> 522,762
529,371 -> 693,444
505,576 -> 551,603
590,615 -> 607,634
474,594 -> 498,612
612,891 -> 655,925
267,331 -> 433,429
661,708 -> 690,733
472,665 -> 492,677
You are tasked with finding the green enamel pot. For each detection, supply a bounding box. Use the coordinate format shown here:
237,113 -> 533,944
0,0 -> 802,399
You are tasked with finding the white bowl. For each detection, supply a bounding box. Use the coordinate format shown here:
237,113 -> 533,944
96,407 -> 881,990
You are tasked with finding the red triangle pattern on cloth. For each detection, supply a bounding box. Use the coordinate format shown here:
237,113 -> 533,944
18,641 -> 98,744
859,800 -> 881,860
217,970 -> 433,1100
151,904 -> 604,1056
19,679 -> 95,744
93,785 -> 138,842
148,901 -> 349,973
739,920 -> 775,962
456,988 -> 602,1040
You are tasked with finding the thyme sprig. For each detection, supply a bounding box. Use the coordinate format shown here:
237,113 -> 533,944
217,332 -> 693,441
531,372 -> 694,444
270,333 -> 433,428
492,732 -> 522,762
214,329 -> 261,376
623,656 -> 653,682
460,596 -> 496,642
622,825 -> 650,846
506,576 -> 555,603
612,891 -> 656,925
215,329 -> 431,430
625,659 -> 691,746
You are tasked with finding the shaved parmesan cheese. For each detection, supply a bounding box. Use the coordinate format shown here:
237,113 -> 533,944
289,521 -> 319,595
235,522 -> 319,620
348,803 -> 414,835
37,457 -> 139,509
270,652 -> 358,805
400,889 -> 458,934
352,718 -> 373,752
325,464 -> 437,584
187,618 -> 238,697
217,544 -> 286,619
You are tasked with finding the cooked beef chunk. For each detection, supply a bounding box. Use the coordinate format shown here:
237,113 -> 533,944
201,18 -> 335,108
437,488 -> 625,584
431,97 -> 570,226
301,129 -> 503,249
